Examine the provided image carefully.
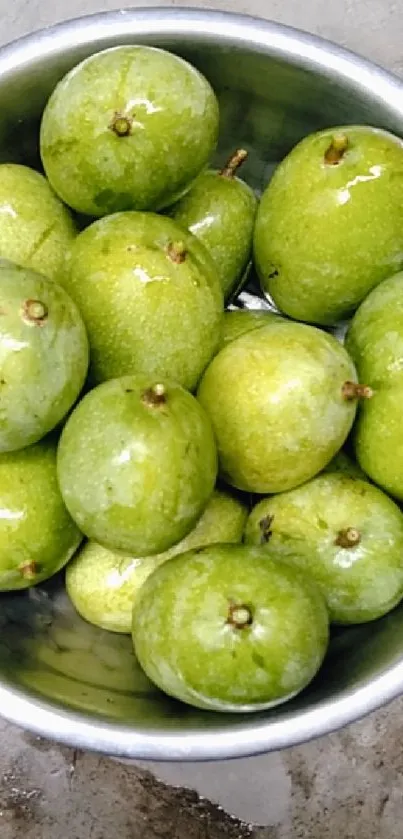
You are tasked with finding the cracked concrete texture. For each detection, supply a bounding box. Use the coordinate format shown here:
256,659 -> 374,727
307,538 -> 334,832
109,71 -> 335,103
2,698 -> 403,838
0,0 -> 403,836
0,718 -> 250,838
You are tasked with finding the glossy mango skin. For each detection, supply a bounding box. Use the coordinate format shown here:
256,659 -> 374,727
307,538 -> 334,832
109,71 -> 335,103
0,437 -> 82,591
346,272 -> 403,387
245,473 -> 403,624
172,169 -> 257,299
0,260 -> 88,452
132,543 -> 329,712
346,272 -> 403,500
198,321 -> 358,493
254,126 -> 403,325
57,376 -> 218,557
66,489 -> 248,633
40,46 -> 219,217
65,211 -> 223,388
354,386 -> 403,502
0,164 -> 76,283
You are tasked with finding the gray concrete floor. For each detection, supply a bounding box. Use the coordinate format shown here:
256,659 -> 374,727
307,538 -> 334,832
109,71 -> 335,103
1,0 -> 403,836
2,698 -> 403,837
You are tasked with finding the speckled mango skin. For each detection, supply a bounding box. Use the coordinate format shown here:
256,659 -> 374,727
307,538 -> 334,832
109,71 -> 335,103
245,473 -> 403,624
40,46 -> 219,217
346,272 -> 403,387
171,169 -> 257,299
0,437 -> 82,591
345,272 -> 403,500
132,543 -> 329,712
57,376 -> 218,556
254,126 -> 403,325
197,321 -> 358,493
65,211 -> 223,388
0,164 -> 76,283
0,260 -> 88,451
353,385 -> 403,501
66,489 -> 248,633
218,309 -> 281,351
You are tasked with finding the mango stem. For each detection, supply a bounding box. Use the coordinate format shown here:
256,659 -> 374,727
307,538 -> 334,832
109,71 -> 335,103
342,381 -> 373,401
166,241 -> 187,263
220,148 -> 248,178
227,601 -> 253,628
324,134 -> 349,165
109,112 -> 133,137
335,527 -> 361,548
141,383 -> 167,407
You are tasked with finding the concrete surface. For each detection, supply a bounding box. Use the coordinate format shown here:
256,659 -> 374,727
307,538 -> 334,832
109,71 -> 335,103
2,698 -> 403,838
1,0 -> 403,836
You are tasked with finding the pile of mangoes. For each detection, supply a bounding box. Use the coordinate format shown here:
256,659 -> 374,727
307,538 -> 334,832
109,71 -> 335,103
1,44 -> 403,713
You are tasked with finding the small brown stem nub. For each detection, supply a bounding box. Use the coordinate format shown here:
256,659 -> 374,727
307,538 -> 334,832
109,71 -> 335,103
259,514 -> 274,544
22,299 -> 48,325
227,601 -> 253,629
109,111 -> 133,137
220,148 -> 248,178
167,241 -> 187,264
19,561 -> 37,580
141,383 -> 166,407
335,527 -> 361,548
324,133 -> 349,165
342,381 -> 374,401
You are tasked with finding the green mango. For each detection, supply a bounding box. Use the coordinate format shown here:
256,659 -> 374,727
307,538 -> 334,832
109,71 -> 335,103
0,437 -> 82,591
322,450 -> 366,480
171,149 -> 257,300
66,488 -> 248,633
57,376 -> 217,556
132,543 -> 329,712
65,211 -> 223,388
218,308 -> 281,350
254,126 -> 403,325
0,260 -> 88,452
346,271 -> 403,386
353,385 -> 403,501
245,473 -> 403,624
345,272 -> 403,499
40,45 -> 219,216
198,320 -> 360,493
0,163 -> 76,282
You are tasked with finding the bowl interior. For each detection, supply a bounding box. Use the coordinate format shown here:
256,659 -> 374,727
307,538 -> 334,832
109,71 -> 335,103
1,10 -> 403,760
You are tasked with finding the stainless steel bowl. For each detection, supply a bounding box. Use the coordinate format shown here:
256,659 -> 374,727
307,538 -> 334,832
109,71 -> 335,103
0,7 -> 403,762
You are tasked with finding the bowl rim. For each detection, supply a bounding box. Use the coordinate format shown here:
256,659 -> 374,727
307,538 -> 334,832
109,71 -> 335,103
1,5 -> 403,761
2,657 -> 403,761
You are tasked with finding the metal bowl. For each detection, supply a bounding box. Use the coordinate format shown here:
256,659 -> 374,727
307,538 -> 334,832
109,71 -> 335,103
0,6 -> 403,762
